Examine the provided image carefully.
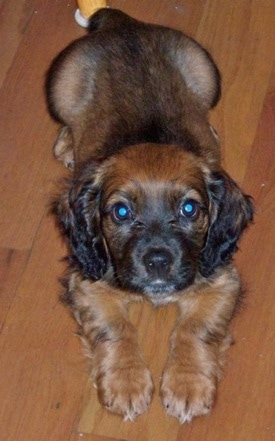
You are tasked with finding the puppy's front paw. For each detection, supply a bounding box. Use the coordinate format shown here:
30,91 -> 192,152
96,362 -> 154,421
160,367 -> 216,424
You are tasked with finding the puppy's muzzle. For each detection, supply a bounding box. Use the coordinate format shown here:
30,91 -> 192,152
143,247 -> 173,279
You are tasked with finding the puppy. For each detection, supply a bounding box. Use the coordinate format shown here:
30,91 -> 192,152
46,9 -> 253,423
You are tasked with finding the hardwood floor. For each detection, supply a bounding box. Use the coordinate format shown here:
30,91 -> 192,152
0,1 -> 274,440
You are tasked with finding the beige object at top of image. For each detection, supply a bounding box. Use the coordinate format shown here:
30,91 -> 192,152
77,0 -> 107,18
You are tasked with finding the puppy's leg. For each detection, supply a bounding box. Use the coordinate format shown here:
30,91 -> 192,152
53,126 -> 75,169
160,266 -> 240,424
68,274 -> 154,420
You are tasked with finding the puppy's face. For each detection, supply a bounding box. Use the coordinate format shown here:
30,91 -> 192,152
100,145 -> 209,298
56,143 -> 253,302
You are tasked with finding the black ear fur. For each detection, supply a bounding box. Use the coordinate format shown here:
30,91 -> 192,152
200,171 -> 254,277
53,164 -> 108,280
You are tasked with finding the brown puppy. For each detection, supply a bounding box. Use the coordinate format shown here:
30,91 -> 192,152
47,9 -> 253,423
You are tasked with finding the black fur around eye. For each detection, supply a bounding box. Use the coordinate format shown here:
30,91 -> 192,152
111,203 -> 133,222
179,200 -> 199,219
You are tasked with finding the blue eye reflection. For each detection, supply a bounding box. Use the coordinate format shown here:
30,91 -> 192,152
112,203 -> 132,222
118,206 -> 128,217
180,200 -> 199,219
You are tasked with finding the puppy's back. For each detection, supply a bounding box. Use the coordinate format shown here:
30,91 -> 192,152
46,8 -> 221,162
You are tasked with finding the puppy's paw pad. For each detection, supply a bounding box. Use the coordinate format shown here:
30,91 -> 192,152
97,363 -> 154,420
160,371 -> 216,424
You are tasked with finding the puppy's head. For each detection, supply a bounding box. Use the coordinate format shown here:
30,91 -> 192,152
55,144 -> 253,301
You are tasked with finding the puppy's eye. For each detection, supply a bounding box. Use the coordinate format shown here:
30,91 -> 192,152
179,200 -> 199,219
111,203 -> 132,222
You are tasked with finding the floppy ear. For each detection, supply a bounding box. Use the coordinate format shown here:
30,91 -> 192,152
53,162 -> 108,280
199,171 -> 254,277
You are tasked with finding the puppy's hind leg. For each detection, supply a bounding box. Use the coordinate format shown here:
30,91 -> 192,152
53,126 -> 75,170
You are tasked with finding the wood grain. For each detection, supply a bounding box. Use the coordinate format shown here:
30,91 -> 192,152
0,1 -> 274,440
0,248 -> 29,330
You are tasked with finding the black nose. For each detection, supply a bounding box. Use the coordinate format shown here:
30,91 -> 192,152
143,248 -> 173,278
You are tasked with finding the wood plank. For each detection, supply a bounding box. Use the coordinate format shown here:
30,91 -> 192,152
0,214 -> 87,441
70,433 -> 127,441
0,0 -> 35,88
0,0 -> 83,250
0,248 -> 29,331
201,0 -> 275,183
